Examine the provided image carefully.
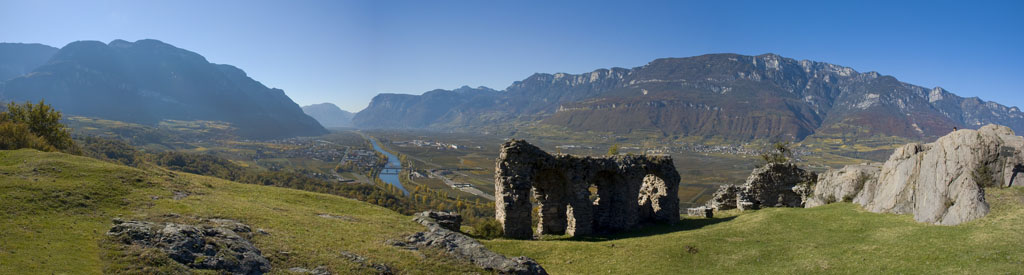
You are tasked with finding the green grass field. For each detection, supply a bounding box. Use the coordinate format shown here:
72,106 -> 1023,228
483,187 -> 1024,274
3,148 -> 1024,274
0,149 -> 481,274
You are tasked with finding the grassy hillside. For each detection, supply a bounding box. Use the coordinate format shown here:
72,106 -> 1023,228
0,149 -> 481,274
5,147 -> 1024,274
484,188 -> 1024,274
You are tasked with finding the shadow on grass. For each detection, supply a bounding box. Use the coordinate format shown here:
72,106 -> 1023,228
555,216 -> 737,242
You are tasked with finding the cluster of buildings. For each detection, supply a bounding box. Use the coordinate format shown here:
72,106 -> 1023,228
672,142 -> 810,159
554,144 -> 594,150
254,138 -> 348,162
675,143 -> 762,156
340,149 -> 380,169
394,139 -> 477,150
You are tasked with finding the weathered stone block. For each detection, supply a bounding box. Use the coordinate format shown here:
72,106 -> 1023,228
686,207 -> 713,218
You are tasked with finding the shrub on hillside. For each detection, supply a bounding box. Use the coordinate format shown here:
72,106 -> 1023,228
0,100 -> 78,153
0,121 -> 56,151
472,218 -> 504,239
79,136 -> 143,166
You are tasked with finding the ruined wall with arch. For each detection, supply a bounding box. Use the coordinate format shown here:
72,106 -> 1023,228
494,140 -> 681,239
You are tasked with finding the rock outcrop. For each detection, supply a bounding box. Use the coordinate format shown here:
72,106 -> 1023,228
107,218 -> 270,274
392,211 -> 547,275
804,164 -> 881,207
809,124 -> 1024,225
420,211 -> 462,231
339,250 -> 394,274
706,163 -> 816,211
494,140 -> 680,239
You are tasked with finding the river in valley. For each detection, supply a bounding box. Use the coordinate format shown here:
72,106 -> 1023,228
369,138 -> 409,195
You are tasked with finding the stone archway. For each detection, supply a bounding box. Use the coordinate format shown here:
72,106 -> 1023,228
494,140 -> 681,239
533,169 -> 570,235
591,170 -> 631,233
639,173 -> 679,222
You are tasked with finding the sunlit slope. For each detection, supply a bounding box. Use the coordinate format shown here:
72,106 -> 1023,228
484,188 -> 1024,274
0,149 -> 480,274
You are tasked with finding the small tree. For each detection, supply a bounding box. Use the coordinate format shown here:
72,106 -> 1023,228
608,144 -> 620,156
0,100 -> 77,153
0,121 -> 55,151
760,142 -> 792,166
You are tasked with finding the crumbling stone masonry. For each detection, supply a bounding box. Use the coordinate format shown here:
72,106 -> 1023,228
494,140 -> 681,239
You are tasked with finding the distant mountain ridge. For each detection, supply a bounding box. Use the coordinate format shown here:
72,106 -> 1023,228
302,102 -> 354,128
0,39 -> 326,139
0,43 -> 58,82
354,53 -> 1024,141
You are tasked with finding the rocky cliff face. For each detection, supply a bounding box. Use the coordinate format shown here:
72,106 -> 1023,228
355,53 -> 1024,141
808,124 -> 1024,225
0,39 -> 326,139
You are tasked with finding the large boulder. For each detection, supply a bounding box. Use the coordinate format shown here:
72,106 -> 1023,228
707,163 -> 816,211
809,124 -> 1024,225
804,164 -> 881,207
107,218 -> 270,274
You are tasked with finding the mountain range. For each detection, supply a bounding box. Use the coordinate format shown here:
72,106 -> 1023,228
0,43 -> 58,82
302,102 -> 355,128
0,39 -> 326,139
353,53 -> 1024,141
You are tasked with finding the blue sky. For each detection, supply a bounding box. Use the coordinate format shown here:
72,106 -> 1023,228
2,0 -> 1022,112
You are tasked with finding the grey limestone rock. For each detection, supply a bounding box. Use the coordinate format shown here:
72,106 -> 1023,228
420,211 -> 463,231
811,124 -> 1024,225
339,250 -> 393,275
107,218 -> 270,274
399,211 -> 547,275
805,164 -> 881,207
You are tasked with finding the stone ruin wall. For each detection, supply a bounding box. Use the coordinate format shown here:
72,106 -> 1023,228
494,140 -> 681,239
